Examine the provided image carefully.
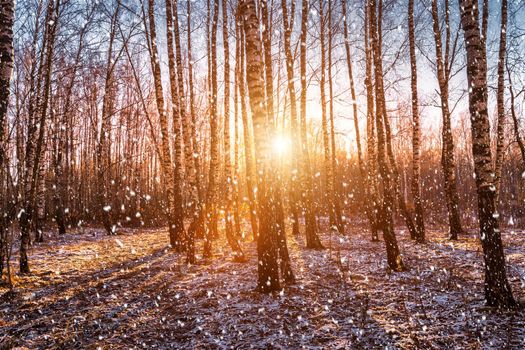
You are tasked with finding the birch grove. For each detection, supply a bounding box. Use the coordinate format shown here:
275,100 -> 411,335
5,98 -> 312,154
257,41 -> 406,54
1,0 -> 525,316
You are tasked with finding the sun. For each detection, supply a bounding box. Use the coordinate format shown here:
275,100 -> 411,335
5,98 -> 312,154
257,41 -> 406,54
272,134 -> 291,156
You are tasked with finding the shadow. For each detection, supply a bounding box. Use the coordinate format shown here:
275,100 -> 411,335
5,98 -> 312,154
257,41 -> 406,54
1,245 -> 176,348
358,227 -> 525,349
2,227 -> 524,349
289,232 -> 401,349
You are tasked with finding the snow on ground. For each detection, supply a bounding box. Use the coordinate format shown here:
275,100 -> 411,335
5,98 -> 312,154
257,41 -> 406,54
1,225 -> 524,349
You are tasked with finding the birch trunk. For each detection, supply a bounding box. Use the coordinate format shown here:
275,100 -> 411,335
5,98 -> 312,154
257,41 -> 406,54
326,0 -> 344,234
240,0 -> 281,292
369,0 -> 403,271
222,0 -> 245,259
507,63 -> 525,167
96,1 -> 119,236
376,0 -> 417,241
431,0 -> 464,239
165,0 -> 187,252
300,0 -> 323,249
319,0 -> 334,230
20,0 -> 60,272
173,0 -> 201,260
363,1 -> 379,241
262,0 -> 294,281
0,0 -> 15,279
237,17 -> 259,241
204,0 -> 220,258
280,0 -> 301,237
458,0 -> 515,308
146,0 -> 180,250
494,0 -> 507,207
408,0 -> 425,241
0,0 -> 14,176
187,0 -> 202,204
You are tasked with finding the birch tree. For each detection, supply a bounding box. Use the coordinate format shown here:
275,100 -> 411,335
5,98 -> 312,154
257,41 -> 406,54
300,0 -> 323,249
236,18 -> 259,240
240,0 -> 280,291
408,0 -> 424,242
431,0 -> 464,240
222,0 -> 244,259
458,0 -> 515,308
165,0 -> 188,252
146,0 -> 182,250
0,0 -> 14,180
280,0 -> 301,237
19,0 -> 60,273
369,0 -> 404,271
203,0 -> 221,258
0,0 -> 15,280
96,0 -> 121,236
363,0 -> 379,241
494,0 -> 508,207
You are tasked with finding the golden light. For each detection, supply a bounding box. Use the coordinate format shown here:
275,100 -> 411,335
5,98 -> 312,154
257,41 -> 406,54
272,134 -> 291,156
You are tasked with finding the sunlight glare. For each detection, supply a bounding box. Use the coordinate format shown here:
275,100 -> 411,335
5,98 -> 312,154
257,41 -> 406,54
272,135 -> 291,156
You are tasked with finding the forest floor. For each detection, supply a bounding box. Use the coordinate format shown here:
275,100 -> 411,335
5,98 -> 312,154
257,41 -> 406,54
1,222 -> 525,349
